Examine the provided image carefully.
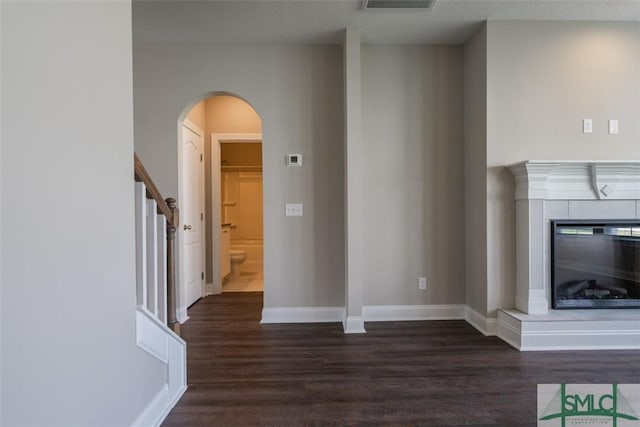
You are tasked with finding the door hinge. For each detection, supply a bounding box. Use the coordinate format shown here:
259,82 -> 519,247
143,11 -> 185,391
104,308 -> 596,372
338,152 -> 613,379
200,154 -> 203,162
201,272 -> 204,280
201,213 -> 204,221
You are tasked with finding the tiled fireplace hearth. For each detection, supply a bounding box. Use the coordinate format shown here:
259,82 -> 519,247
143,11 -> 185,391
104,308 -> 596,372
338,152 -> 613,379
496,161 -> 640,351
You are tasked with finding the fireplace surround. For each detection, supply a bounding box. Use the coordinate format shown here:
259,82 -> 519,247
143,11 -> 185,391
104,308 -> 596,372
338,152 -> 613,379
497,161 -> 640,350
507,161 -> 640,315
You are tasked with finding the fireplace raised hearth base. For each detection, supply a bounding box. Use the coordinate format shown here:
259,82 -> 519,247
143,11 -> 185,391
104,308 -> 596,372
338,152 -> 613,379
497,308 -> 640,351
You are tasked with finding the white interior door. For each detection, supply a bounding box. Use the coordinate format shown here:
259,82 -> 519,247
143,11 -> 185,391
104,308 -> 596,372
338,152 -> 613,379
182,124 -> 204,308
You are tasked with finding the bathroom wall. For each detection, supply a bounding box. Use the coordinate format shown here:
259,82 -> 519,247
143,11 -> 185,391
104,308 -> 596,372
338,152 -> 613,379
205,96 -> 263,282
361,45 -> 465,306
222,168 -> 264,272
222,170 -> 264,241
220,142 -> 263,243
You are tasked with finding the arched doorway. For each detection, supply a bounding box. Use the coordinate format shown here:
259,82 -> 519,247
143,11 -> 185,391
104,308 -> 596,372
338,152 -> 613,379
177,92 -> 263,319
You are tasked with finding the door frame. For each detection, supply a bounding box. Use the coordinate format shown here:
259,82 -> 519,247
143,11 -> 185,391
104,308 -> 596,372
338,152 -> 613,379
209,133 -> 262,295
177,118 -> 205,322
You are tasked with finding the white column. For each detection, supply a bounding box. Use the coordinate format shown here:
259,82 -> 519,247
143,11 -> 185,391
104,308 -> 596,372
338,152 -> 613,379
343,27 -> 365,333
515,199 -> 548,314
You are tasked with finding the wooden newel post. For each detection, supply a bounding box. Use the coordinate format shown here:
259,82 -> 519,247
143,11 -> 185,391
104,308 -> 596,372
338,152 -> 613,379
166,197 -> 181,335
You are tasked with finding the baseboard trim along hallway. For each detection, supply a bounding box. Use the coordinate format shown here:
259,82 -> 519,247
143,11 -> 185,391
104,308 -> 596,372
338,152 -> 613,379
363,304 -> 466,321
261,304 -> 469,326
261,306 -> 345,323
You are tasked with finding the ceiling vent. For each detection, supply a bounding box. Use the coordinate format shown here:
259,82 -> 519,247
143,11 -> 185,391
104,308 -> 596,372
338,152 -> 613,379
363,0 -> 436,9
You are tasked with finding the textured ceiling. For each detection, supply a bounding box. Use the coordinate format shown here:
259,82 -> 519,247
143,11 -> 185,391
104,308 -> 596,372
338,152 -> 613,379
133,0 -> 640,45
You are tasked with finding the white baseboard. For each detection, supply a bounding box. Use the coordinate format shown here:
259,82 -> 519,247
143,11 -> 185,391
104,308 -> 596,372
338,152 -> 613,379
464,306 -> 497,336
260,304 -> 466,327
176,307 -> 189,324
204,282 -> 214,296
343,316 -> 366,333
131,383 -> 187,427
261,306 -> 344,323
363,304 -> 466,322
204,282 -> 222,296
131,385 -> 170,427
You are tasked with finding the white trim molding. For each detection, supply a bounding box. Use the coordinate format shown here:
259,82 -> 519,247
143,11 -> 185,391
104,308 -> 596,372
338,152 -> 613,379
134,307 -> 187,427
131,385 -> 170,427
212,133 -> 262,144
497,309 -> 640,351
343,316 -> 366,334
363,304 -> 466,322
464,306 -> 497,336
177,307 -> 189,324
136,306 -> 170,363
204,282 -> 215,296
131,382 -> 187,427
261,306 -> 344,324
182,118 -> 203,137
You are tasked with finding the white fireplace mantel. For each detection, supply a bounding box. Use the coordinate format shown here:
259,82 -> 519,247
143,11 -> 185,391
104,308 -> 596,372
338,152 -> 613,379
506,160 -> 640,315
507,160 -> 640,201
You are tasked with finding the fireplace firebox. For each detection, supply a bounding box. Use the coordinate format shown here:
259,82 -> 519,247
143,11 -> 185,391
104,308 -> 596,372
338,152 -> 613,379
551,220 -> 640,309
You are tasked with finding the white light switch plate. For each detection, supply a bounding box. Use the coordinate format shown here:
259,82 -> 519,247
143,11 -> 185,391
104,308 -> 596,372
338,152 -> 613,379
609,119 -> 619,134
583,119 -> 593,134
285,203 -> 303,216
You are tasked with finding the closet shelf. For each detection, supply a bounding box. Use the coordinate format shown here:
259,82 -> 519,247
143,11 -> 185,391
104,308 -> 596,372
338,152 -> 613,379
221,166 -> 262,172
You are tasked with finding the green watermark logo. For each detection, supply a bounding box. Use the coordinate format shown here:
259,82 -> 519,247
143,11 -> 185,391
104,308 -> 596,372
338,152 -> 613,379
538,384 -> 640,427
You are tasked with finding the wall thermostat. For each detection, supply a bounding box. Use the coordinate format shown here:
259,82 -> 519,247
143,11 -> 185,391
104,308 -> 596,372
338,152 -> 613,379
286,154 -> 302,166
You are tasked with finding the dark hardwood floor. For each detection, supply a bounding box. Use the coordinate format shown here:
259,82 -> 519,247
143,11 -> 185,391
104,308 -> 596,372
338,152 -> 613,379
162,293 -> 639,426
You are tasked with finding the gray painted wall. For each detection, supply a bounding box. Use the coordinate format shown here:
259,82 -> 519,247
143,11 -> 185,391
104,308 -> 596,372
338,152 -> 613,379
134,21 -> 639,319
1,2 -> 166,425
133,45 -> 345,308
484,21 -> 640,315
361,46 -> 465,306
463,25 -> 488,315
0,0 -> 3,420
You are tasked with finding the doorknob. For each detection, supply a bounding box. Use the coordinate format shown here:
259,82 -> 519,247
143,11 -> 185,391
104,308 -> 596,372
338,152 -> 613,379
184,224 -> 192,231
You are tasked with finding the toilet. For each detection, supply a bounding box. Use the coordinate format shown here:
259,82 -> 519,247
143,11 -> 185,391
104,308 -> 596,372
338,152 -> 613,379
229,249 -> 247,278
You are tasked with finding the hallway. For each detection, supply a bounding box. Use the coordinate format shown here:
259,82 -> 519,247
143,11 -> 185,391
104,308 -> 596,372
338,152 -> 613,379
162,293 -> 640,426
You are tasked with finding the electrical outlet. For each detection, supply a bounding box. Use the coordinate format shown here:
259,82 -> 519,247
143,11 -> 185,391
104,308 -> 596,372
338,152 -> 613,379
418,277 -> 427,291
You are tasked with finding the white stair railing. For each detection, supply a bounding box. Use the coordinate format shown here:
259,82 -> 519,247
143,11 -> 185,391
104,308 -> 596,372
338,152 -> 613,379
134,154 -> 179,334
